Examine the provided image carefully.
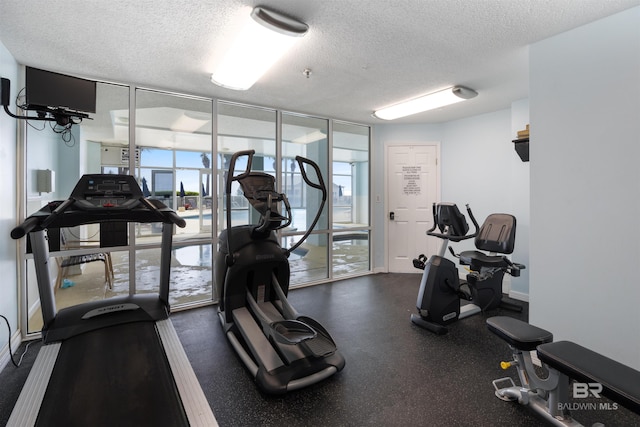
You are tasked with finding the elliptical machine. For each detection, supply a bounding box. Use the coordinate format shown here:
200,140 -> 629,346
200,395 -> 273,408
410,203 -> 524,335
215,150 -> 345,395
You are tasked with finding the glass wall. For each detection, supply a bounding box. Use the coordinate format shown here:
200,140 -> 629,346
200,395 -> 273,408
25,82 -> 131,333
132,89 -> 214,302
281,113 -> 330,285
217,102 -> 277,232
332,122 -> 370,278
22,74 -> 371,334
134,89 -> 213,241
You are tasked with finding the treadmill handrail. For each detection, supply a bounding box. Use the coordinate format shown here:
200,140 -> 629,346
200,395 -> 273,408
11,196 -> 184,240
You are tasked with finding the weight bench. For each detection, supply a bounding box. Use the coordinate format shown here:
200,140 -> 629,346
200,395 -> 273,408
537,341 -> 640,415
487,316 -> 640,425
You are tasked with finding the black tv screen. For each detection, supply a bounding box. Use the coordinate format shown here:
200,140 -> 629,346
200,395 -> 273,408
25,67 -> 96,114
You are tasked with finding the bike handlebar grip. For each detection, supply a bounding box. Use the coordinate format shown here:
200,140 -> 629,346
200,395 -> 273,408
11,216 -> 40,239
465,203 -> 480,234
426,203 -> 437,234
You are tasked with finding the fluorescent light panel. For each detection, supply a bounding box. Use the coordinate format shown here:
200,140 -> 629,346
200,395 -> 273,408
374,86 -> 478,120
211,7 -> 308,91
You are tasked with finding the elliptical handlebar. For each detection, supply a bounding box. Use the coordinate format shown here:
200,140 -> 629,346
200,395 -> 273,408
286,156 -> 327,256
224,150 -> 255,266
222,150 -> 328,262
296,155 -> 326,193
254,192 -> 292,234
225,150 -> 254,195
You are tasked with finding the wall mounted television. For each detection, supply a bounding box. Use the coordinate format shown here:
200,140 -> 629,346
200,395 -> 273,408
25,66 -> 96,114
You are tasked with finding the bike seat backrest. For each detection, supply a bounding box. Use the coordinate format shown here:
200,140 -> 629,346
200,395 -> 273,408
475,214 -> 516,254
435,203 -> 469,237
238,172 -> 286,230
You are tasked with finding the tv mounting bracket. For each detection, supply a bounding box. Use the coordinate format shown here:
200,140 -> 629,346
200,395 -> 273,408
1,77 -> 90,126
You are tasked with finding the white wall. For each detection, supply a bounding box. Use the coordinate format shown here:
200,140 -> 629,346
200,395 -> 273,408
373,110 -> 531,296
529,6 -> 640,369
0,40 -> 19,368
441,108 -> 530,296
372,124 -> 442,271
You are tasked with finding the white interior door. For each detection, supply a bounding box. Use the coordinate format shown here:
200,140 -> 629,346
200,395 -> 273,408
387,145 -> 439,273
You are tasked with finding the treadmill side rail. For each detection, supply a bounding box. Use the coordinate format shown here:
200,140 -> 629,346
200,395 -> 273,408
7,343 -> 61,427
156,319 -> 218,427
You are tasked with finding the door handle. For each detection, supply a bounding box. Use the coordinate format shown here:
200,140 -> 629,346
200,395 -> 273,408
389,211 -> 395,220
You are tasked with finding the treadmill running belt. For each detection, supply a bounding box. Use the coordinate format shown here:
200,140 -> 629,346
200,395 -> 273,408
35,321 -> 188,427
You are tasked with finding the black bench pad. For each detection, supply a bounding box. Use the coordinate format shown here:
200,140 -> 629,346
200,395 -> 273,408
537,341 -> 640,415
486,316 -> 553,351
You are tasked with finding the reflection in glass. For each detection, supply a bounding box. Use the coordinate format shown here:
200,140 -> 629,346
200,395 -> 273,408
23,79 -> 373,335
25,82 -> 130,333
26,250 -> 130,334
134,245 -> 213,307
135,89 -> 213,241
283,233 -> 329,286
332,122 -> 370,279
217,101 -> 276,231
333,122 -> 369,227
282,114 -> 329,233
333,231 -> 370,277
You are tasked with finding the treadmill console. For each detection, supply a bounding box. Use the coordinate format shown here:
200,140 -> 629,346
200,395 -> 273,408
71,175 -> 144,210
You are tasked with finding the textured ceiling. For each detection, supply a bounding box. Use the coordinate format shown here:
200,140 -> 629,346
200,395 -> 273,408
0,0 -> 638,124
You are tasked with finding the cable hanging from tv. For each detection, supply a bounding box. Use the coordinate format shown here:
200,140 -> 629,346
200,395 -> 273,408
1,67 -> 96,129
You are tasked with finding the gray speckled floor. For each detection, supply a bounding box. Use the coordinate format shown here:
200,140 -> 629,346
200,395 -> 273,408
2,273 -> 638,426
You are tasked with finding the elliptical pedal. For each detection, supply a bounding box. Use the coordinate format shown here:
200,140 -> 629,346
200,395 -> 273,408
304,333 -> 337,358
297,316 -> 337,357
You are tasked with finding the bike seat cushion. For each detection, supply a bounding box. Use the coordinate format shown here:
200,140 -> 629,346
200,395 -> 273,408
486,316 -> 553,351
459,250 -> 509,268
475,213 -> 516,254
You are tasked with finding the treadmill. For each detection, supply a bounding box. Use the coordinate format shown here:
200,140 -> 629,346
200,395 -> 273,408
8,174 -> 217,427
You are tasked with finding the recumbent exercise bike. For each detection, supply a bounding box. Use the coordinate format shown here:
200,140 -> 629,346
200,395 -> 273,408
410,202 -> 524,334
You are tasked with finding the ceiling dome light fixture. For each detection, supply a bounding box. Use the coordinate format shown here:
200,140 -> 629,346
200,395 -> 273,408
373,86 -> 478,120
211,6 -> 308,91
